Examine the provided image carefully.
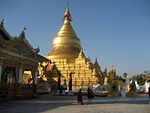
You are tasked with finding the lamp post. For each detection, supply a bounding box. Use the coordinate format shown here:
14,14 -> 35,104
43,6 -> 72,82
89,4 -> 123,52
68,71 -> 75,95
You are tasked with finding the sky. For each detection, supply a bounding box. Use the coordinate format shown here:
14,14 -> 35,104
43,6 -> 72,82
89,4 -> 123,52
0,0 -> 150,77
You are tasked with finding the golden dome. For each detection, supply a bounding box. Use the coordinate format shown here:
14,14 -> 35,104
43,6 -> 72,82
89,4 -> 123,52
109,66 -> 116,73
48,9 -> 81,59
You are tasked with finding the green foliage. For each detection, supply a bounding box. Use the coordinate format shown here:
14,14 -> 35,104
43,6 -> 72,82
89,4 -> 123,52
123,73 -> 128,78
109,72 -> 116,80
116,76 -> 126,83
131,74 -> 146,85
7,73 -> 13,83
129,80 -> 136,91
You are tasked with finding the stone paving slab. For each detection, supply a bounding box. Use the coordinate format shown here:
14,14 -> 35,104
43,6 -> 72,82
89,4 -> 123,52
0,94 -> 149,113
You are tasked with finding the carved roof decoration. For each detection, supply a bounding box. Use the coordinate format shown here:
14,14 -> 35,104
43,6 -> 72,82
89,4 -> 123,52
0,20 -> 13,40
19,27 -> 26,39
0,19 -> 4,28
0,23 -> 41,61
17,27 -> 39,55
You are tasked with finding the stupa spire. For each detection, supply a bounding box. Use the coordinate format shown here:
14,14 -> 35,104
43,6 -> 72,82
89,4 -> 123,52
64,0 -> 71,21
78,48 -> 85,58
94,56 -> 101,70
55,7 -> 77,37
95,56 -> 98,64
64,8 -> 72,21
48,0 -> 81,59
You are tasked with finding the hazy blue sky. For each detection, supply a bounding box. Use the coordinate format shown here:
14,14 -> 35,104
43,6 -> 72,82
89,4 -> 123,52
0,0 -> 150,76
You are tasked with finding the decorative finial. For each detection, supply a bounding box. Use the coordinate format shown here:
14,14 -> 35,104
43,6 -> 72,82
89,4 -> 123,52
19,27 -> 26,39
23,26 -> 26,31
104,68 -> 107,73
64,9 -> 72,21
0,19 -> 4,28
34,45 -> 40,53
64,0 -> 71,21
21,26 -> 26,34
1,19 -> 4,23
95,56 -> 98,64
109,66 -> 116,73
95,55 -> 98,61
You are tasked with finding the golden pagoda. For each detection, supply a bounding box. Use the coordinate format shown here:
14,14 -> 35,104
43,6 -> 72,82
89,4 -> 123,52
47,9 -> 81,60
41,8 -> 104,91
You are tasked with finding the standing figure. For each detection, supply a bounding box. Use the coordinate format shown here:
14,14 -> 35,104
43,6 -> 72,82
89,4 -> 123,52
148,86 -> 150,97
87,87 -> 94,99
57,70 -> 62,95
68,72 -> 75,95
77,89 -> 84,105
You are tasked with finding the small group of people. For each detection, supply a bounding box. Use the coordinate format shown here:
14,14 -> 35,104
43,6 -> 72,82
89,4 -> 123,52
77,87 -> 94,105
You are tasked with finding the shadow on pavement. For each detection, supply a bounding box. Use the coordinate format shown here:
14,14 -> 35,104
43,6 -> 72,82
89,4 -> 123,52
0,94 -> 149,113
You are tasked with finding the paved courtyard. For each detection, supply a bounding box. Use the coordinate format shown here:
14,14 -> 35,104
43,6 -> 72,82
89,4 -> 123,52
0,94 -> 149,113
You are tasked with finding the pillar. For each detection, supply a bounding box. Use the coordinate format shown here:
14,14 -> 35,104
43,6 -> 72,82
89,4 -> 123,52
32,70 -> 38,94
18,62 -> 24,83
18,68 -> 23,83
0,64 -> 2,83
31,70 -> 38,84
0,57 -> 4,83
34,71 -> 38,84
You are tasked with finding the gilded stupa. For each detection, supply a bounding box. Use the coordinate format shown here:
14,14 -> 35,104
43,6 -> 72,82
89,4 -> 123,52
47,9 -> 81,60
43,8 -> 104,91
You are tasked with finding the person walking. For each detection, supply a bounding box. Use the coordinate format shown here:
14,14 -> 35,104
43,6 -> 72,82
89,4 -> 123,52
77,89 -> 84,105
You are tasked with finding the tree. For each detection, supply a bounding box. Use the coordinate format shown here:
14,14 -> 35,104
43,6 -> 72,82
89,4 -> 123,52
116,75 -> 126,83
131,74 -> 146,85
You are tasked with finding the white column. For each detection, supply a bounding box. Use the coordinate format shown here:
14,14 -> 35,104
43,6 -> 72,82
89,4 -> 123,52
18,68 -> 23,83
0,65 -> 2,83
